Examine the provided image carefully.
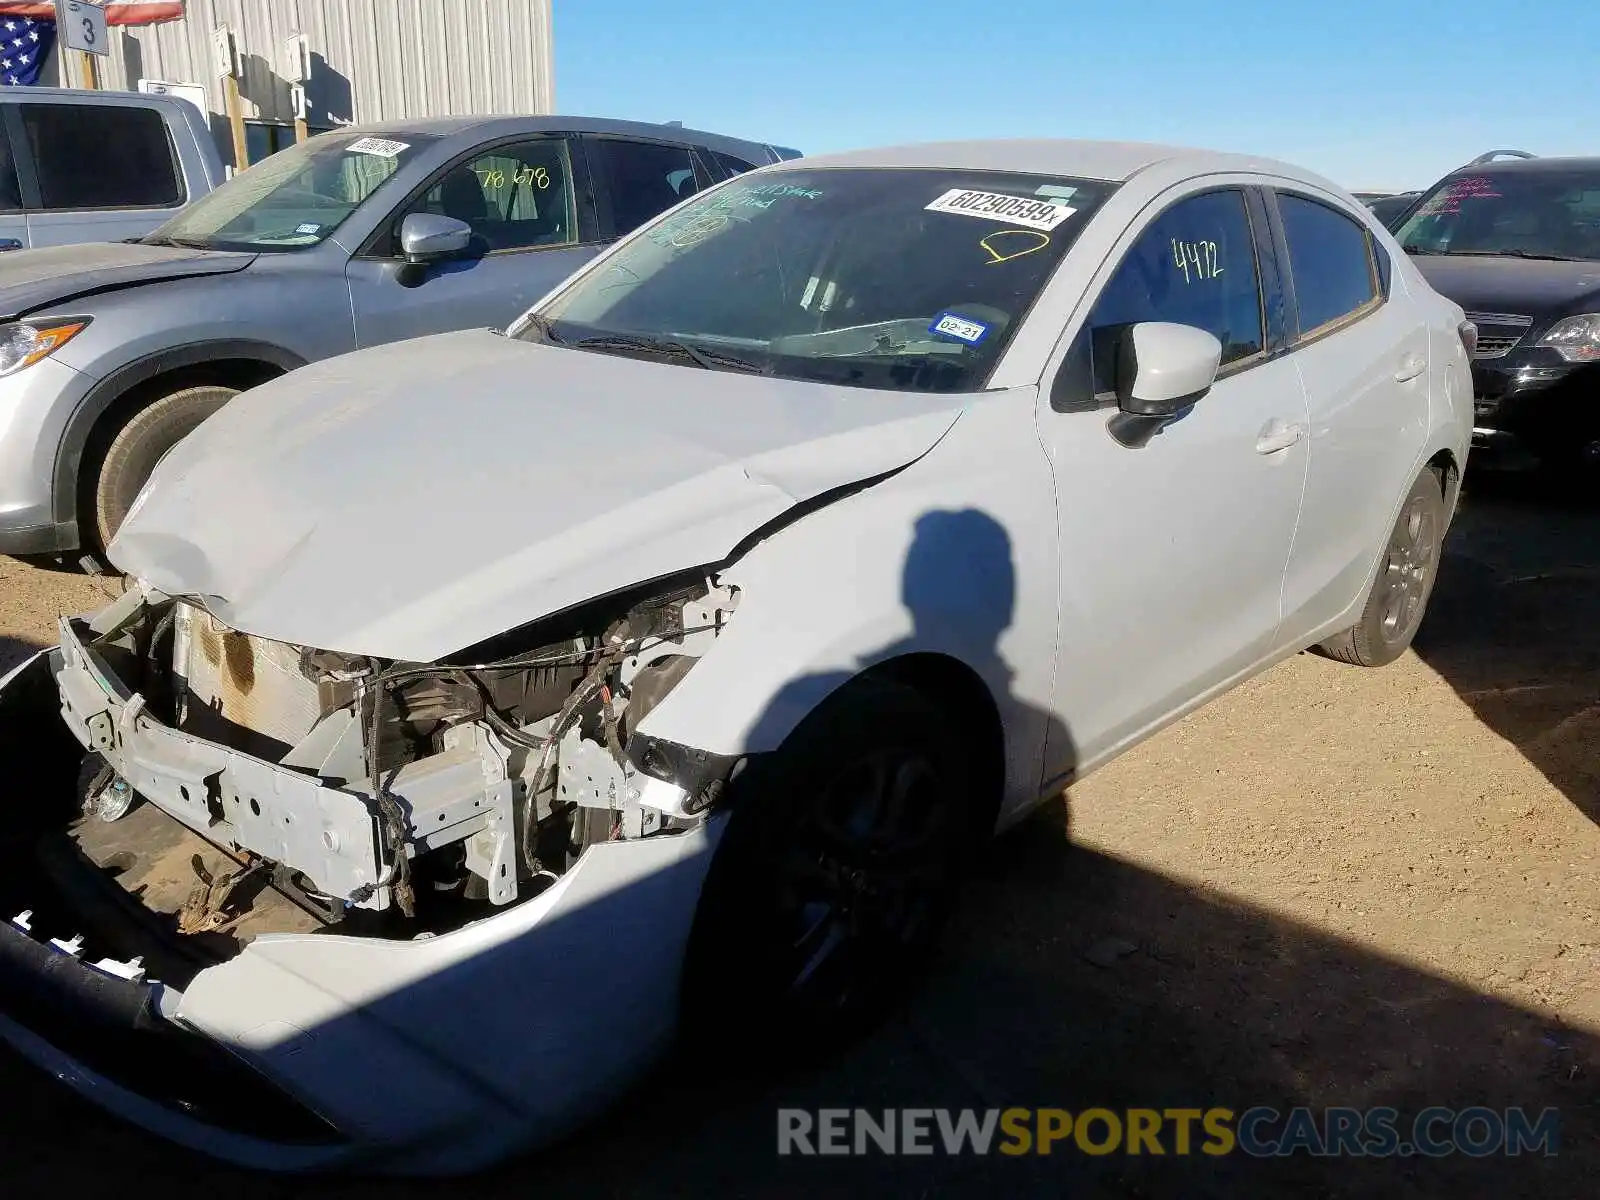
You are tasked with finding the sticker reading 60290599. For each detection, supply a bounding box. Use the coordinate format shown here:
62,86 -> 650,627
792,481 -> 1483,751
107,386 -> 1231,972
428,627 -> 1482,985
925,188 -> 1076,231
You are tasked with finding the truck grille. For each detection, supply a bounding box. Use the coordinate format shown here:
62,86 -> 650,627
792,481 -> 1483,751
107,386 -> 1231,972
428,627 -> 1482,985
1465,311 -> 1532,360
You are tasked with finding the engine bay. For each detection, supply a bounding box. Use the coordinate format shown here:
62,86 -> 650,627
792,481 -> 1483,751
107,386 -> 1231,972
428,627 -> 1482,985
48,574 -> 742,966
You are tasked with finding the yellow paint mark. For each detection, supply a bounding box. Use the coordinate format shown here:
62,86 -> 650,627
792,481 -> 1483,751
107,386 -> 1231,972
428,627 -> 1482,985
981,228 -> 1051,264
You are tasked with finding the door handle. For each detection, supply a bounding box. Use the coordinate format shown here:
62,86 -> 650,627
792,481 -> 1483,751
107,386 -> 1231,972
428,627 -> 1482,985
1394,354 -> 1426,383
1255,419 -> 1304,455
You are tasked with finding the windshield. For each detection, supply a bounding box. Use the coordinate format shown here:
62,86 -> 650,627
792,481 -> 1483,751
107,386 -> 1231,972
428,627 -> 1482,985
144,132 -> 437,252
1396,169 -> 1600,260
513,167 -> 1114,393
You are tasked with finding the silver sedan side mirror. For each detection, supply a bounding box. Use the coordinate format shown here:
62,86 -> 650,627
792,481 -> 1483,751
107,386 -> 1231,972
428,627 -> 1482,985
399,212 -> 472,263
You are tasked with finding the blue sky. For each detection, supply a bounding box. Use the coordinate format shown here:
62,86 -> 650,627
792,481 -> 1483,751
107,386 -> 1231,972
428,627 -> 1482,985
556,0 -> 1593,192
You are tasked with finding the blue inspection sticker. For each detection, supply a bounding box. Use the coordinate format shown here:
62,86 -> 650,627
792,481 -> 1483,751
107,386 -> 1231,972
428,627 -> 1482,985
294,222 -> 322,235
929,311 -> 991,345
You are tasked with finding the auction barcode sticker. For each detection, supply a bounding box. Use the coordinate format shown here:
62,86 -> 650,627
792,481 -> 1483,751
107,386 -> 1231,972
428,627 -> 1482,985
346,136 -> 409,158
925,188 -> 1076,231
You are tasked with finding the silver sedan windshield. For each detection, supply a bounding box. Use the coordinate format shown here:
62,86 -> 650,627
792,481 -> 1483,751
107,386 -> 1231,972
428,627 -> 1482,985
145,131 -> 436,253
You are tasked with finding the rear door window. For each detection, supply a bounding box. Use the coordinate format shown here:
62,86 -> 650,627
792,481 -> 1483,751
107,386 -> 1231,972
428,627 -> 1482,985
1276,193 -> 1380,335
19,102 -> 183,209
704,148 -> 762,180
588,137 -> 700,237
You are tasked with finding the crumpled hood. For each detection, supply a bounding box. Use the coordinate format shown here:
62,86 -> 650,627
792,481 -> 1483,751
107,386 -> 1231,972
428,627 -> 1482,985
109,329 -> 967,660
0,241 -> 255,319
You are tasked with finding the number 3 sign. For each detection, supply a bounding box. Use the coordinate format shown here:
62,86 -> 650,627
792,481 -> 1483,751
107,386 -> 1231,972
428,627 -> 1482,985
57,0 -> 109,56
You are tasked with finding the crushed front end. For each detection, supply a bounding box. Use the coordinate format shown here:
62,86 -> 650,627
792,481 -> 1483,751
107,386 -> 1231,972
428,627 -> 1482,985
0,575 -> 745,1172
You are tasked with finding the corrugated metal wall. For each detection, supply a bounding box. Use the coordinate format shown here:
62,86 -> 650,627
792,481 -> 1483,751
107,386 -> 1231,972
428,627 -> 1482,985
63,0 -> 554,127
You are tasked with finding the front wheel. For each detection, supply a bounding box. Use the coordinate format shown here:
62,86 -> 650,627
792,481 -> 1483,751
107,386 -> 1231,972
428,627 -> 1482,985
682,677 -> 972,1058
90,384 -> 237,551
1318,470 -> 1446,667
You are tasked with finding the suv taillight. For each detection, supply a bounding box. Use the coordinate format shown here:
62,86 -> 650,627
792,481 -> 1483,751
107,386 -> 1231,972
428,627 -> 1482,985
1458,319 -> 1478,356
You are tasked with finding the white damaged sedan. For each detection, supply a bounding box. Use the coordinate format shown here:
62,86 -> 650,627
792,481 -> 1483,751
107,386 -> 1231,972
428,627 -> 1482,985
0,139 -> 1472,1172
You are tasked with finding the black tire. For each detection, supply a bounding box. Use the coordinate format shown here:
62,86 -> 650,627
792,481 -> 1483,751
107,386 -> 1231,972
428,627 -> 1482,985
1318,470 -> 1446,667
91,384 -> 236,551
681,677 -> 972,1060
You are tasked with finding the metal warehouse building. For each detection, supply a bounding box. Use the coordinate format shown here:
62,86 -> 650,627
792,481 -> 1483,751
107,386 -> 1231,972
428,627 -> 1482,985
42,0 -> 555,168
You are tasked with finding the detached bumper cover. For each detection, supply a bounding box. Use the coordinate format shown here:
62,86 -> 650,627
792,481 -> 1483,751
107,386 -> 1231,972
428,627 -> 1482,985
0,916 -> 347,1161
0,650 -> 349,1170
0,647 -> 724,1174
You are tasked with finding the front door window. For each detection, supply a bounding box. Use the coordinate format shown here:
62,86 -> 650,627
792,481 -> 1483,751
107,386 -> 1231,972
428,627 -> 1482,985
403,137 -> 578,253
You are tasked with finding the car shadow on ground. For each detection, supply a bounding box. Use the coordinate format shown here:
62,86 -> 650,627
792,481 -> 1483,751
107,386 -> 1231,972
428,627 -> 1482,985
11,552 -> 100,578
1411,471 -> 1600,827
1,803 -> 1590,1199
0,634 -> 44,677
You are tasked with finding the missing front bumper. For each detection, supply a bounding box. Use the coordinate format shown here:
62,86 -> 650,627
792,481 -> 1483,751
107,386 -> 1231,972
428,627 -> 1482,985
0,650 -> 346,1159
53,611 -> 389,907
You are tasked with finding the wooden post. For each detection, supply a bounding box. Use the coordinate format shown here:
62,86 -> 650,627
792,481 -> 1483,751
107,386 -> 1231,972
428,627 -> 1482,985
289,79 -> 309,143
76,49 -> 97,89
223,73 -> 248,171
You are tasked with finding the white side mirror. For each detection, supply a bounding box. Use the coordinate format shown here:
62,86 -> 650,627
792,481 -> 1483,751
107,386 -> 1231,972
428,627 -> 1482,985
1117,321 -> 1223,415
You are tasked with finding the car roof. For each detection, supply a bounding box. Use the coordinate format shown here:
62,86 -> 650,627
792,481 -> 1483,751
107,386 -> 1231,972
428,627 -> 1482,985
323,113 -> 787,164
1443,155 -> 1600,175
0,84 -> 193,107
0,93 -> 789,163
784,138 -> 1338,188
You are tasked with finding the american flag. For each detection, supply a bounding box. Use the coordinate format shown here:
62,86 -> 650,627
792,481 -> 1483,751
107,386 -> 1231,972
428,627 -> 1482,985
0,16 -> 51,87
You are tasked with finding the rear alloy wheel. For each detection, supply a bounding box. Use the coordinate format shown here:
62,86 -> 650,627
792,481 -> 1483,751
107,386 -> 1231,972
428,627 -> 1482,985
1318,470 -> 1446,667
91,384 -> 237,551
682,678 -> 971,1057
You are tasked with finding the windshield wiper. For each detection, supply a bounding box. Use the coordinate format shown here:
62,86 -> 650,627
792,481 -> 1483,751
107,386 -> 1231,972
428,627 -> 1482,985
1490,249 -> 1593,262
515,312 -> 566,344
141,235 -> 211,250
573,333 -> 767,374
1405,246 -> 1594,262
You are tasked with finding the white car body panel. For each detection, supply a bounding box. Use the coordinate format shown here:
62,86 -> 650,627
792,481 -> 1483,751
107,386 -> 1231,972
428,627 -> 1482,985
106,330 -> 967,661
175,824 -> 721,1173
635,391 -> 1062,823
1030,173 -> 1312,771
1281,258 -> 1432,641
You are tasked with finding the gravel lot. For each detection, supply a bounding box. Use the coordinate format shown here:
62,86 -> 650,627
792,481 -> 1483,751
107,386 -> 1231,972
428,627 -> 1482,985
0,474 -> 1595,1198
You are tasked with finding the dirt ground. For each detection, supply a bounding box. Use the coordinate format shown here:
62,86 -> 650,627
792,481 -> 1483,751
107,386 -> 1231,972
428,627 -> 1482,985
0,473 -> 1595,1198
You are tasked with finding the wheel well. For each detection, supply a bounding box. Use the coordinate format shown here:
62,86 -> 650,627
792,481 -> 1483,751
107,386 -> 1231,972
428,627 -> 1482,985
1426,448 -> 1461,514
864,652 -> 1007,841
74,358 -> 284,525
